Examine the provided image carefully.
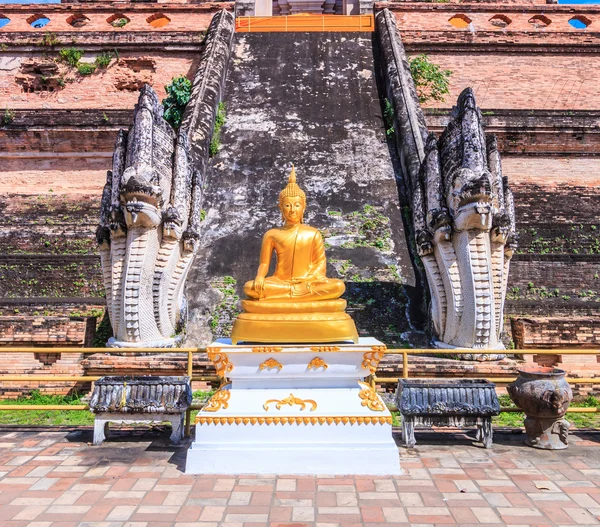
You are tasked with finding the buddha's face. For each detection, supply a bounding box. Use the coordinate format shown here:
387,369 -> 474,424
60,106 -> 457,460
280,196 -> 305,224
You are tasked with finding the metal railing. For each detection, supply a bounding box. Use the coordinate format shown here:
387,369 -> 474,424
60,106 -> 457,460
0,346 -> 598,436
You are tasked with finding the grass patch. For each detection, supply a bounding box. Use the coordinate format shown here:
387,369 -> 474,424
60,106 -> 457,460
494,394 -> 599,429
0,389 -> 219,427
77,62 -> 97,76
0,390 -> 93,426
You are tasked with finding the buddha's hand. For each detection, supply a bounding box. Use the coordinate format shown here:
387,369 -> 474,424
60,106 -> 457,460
253,277 -> 266,297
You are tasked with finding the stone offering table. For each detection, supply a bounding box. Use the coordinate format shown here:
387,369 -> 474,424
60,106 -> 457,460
186,338 -> 401,475
89,376 -> 192,445
396,379 -> 500,449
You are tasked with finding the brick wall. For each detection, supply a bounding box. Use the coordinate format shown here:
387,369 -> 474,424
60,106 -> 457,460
0,316 -> 95,347
0,51 -> 196,110
413,53 -> 600,110
511,317 -> 600,349
0,3 -> 231,33
0,316 -> 96,398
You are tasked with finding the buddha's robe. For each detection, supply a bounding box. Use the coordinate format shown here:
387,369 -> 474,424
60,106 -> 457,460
244,224 -> 345,301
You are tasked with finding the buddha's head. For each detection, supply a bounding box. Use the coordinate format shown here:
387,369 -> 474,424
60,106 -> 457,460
279,166 -> 306,225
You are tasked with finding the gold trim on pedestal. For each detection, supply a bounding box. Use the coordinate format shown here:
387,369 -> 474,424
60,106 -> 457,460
362,345 -> 386,374
259,357 -> 283,371
307,357 -> 328,370
203,389 -> 231,412
207,348 -> 233,378
263,394 -> 317,412
196,415 -> 393,425
252,346 -> 284,353
310,346 -> 341,352
358,381 -> 385,412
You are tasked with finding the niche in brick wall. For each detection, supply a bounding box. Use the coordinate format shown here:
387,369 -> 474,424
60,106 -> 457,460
16,59 -> 65,93
27,14 -> 51,29
449,14 -> 472,29
107,13 -> 130,28
113,57 -> 156,91
147,13 -> 171,28
34,352 -> 61,367
569,16 -> 591,29
67,14 -> 90,28
0,16 -> 10,29
489,14 -> 511,28
529,15 -> 551,29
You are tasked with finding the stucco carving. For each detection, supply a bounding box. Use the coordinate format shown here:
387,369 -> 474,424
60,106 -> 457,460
376,9 -> 517,355
96,87 -> 197,348
96,10 -> 235,347
412,89 -> 518,353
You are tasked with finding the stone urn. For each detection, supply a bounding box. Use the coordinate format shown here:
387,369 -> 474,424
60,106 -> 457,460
507,365 -> 573,450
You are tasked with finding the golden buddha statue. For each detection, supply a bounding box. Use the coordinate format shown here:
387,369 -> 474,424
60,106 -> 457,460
231,167 -> 358,344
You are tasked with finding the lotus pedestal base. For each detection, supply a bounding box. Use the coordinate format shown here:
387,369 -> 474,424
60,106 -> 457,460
185,338 -> 401,475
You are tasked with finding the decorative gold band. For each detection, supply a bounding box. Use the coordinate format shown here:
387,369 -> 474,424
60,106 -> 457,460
195,415 -> 393,426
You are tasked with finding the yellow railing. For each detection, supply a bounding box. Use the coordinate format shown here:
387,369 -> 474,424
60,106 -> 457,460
0,346 -> 598,435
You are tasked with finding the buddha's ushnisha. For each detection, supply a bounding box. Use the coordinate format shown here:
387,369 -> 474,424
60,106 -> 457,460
243,166 -> 345,302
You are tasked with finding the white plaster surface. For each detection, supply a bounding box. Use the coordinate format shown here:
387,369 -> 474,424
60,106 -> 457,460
186,338 -> 401,475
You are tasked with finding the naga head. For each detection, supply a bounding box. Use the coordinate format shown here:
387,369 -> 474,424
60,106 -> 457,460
118,85 -> 176,229
440,88 -> 495,232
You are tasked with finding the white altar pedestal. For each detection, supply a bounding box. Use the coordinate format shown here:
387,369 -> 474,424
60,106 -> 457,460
186,337 -> 401,475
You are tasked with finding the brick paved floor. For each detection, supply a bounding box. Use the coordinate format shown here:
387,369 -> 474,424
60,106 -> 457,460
0,427 -> 599,527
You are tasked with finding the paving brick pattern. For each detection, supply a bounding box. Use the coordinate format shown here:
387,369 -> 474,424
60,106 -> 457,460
0,428 -> 599,526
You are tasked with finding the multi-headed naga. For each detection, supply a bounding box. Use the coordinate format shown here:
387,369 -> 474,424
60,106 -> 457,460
95,10 -> 234,347
412,89 -> 518,352
377,8 -> 517,353
96,87 -> 199,347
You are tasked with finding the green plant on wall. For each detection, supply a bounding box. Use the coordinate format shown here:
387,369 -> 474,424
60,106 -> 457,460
408,54 -> 452,104
58,48 -> 117,76
77,62 -> 97,76
58,47 -> 83,67
39,32 -> 59,47
2,107 -> 15,125
209,102 -> 227,157
95,51 -> 114,69
162,76 -> 192,130
383,98 -> 395,138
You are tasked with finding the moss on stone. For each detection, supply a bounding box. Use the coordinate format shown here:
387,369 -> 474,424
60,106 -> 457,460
209,275 -> 240,338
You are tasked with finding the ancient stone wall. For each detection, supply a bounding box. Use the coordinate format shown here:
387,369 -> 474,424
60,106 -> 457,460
512,317 -> 600,350
0,316 -> 95,347
0,0 -> 598,387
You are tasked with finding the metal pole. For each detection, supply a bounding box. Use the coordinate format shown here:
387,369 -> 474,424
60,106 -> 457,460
185,350 -> 193,438
402,351 -> 409,379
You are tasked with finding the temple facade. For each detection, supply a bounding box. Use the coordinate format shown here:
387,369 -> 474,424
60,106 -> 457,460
0,0 -> 599,394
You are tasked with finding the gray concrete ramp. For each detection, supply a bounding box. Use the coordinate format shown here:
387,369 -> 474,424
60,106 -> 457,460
185,31 -> 415,346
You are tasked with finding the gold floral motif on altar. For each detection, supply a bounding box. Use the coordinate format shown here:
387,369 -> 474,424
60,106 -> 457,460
358,381 -> 385,412
362,345 -> 386,374
259,357 -> 283,371
207,347 -> 233,378
203,388 -> 231,412
196,415 -> 392,425
310,346 -> 341,352
252,346 -> 284,353
307,357 -> 328,370
263,394 -> 317,412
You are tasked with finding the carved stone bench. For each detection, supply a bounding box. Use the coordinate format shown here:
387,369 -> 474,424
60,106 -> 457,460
396,379 -> 500,449
89,376 -> 192,445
